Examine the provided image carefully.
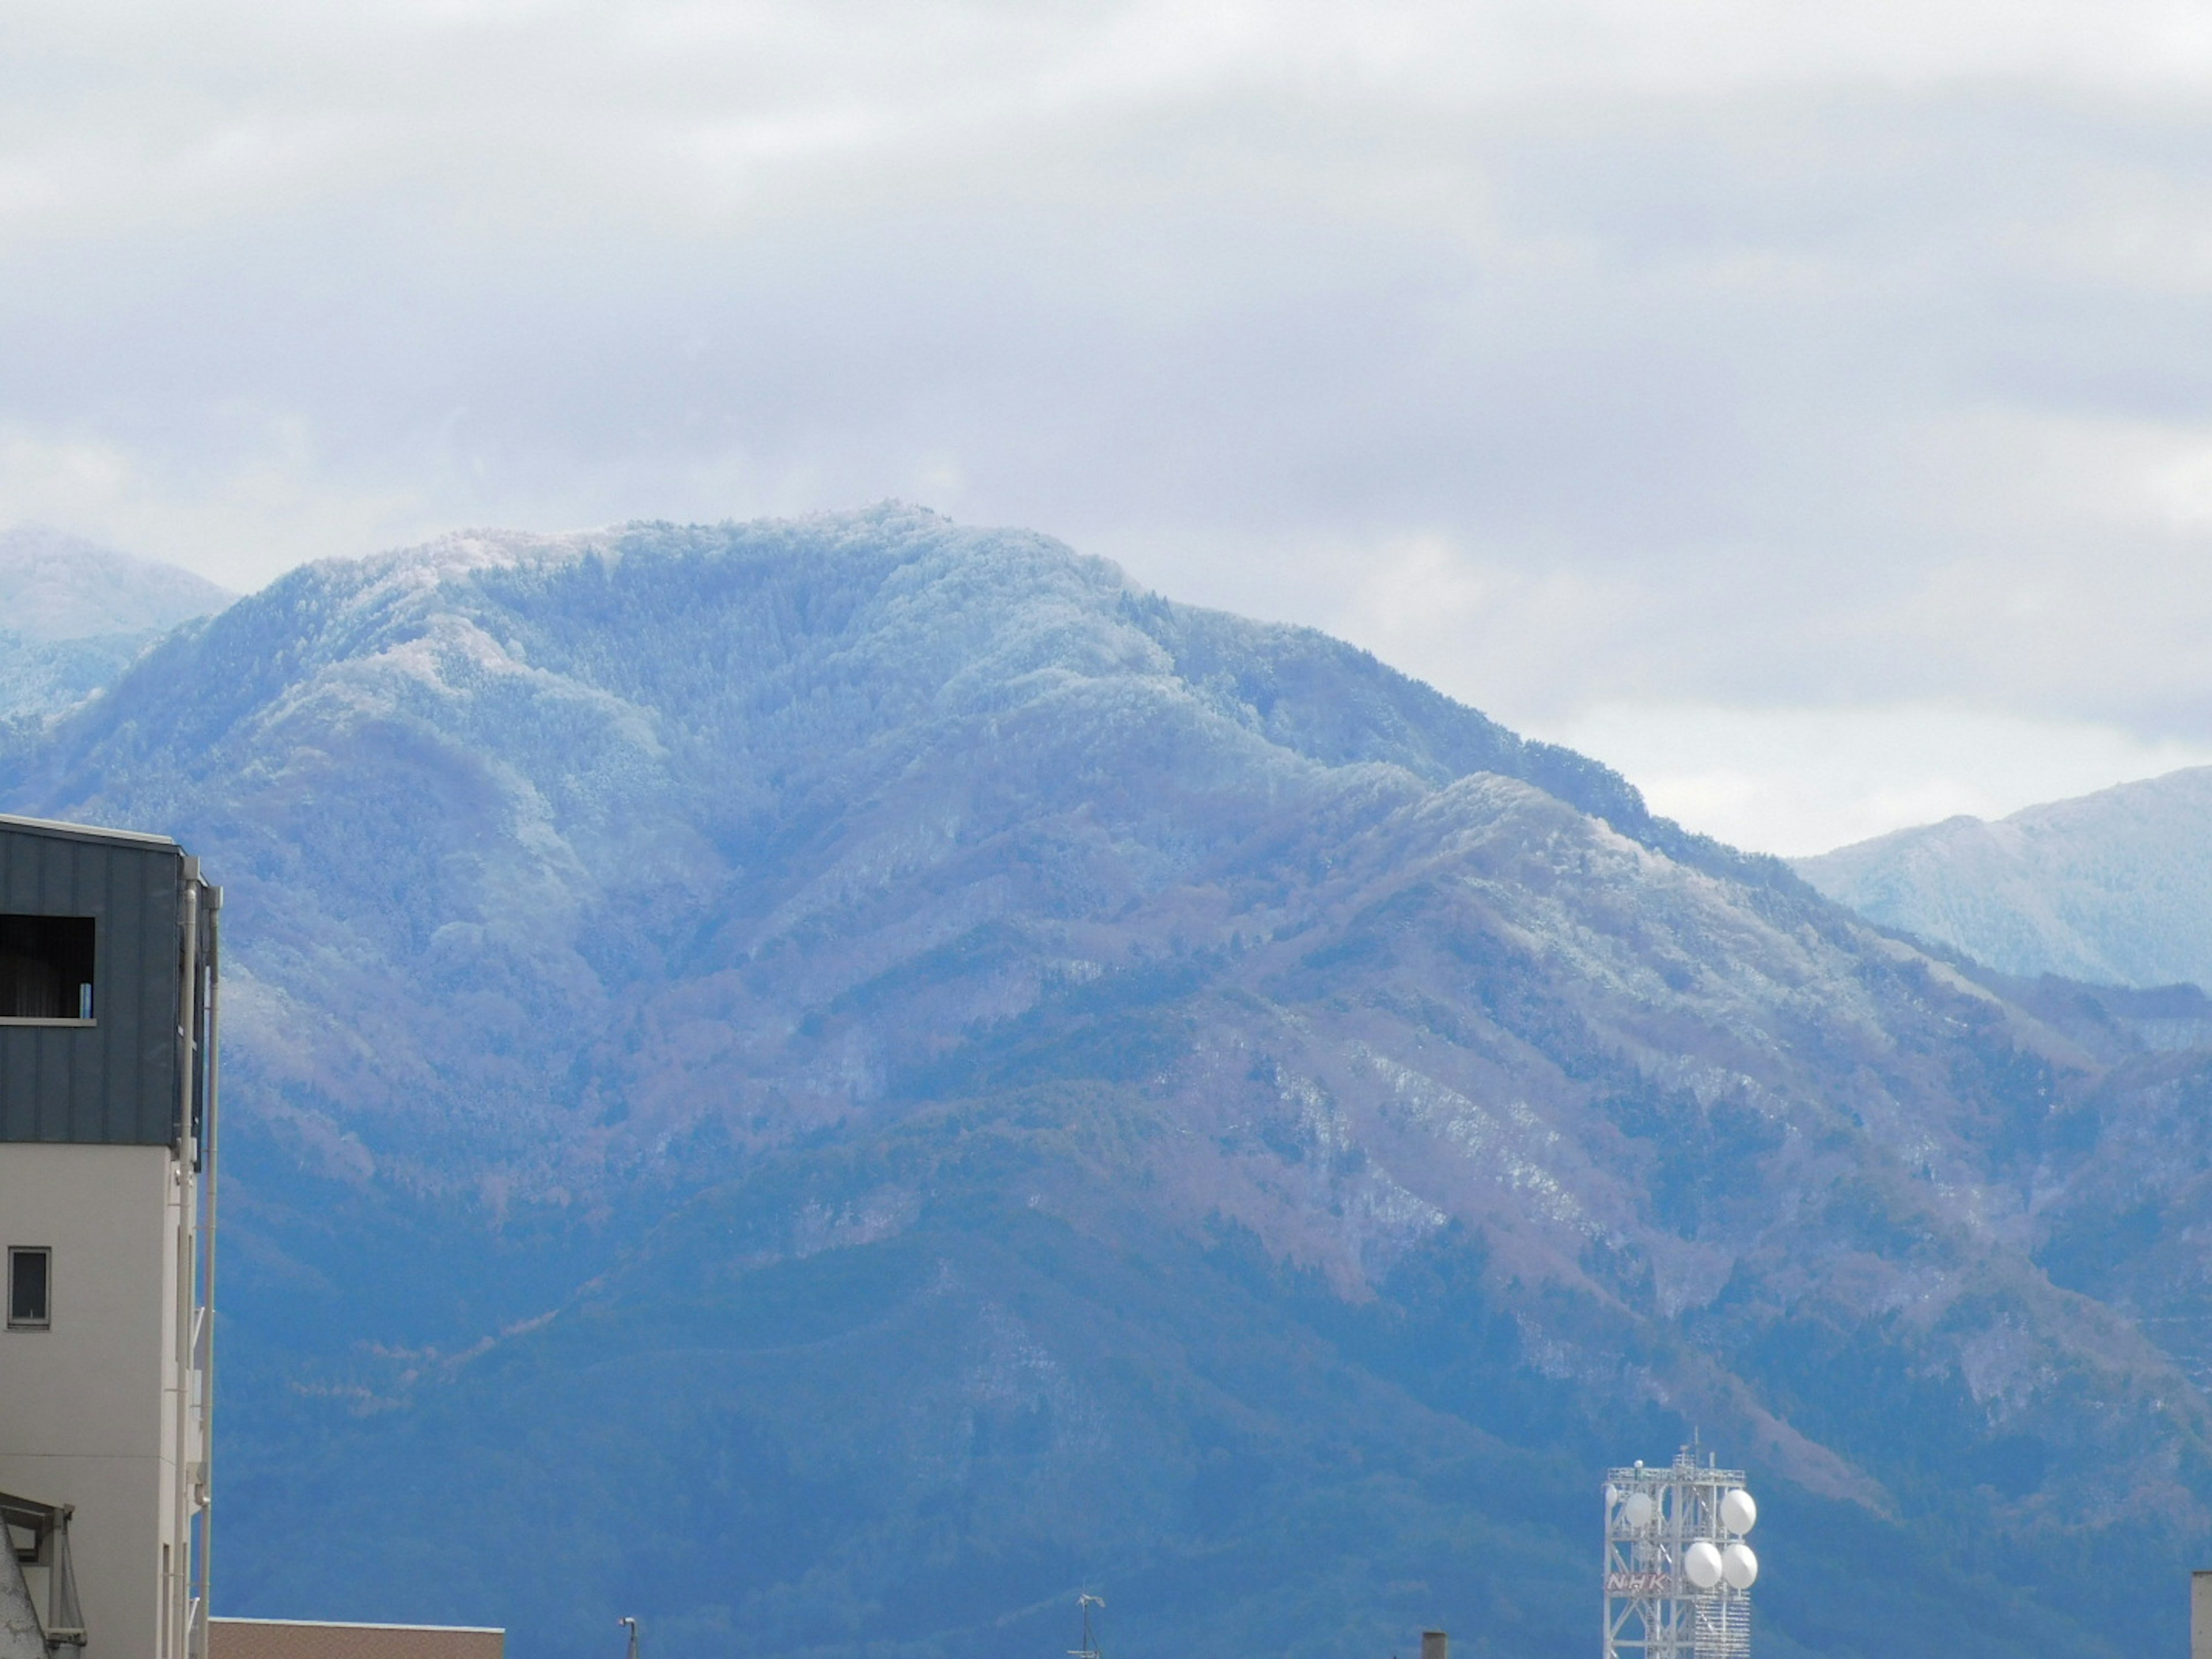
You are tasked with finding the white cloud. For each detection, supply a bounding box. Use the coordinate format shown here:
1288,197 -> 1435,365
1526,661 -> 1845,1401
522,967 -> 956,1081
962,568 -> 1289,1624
0,422 -> 435,592
1545,703 -> 2212,857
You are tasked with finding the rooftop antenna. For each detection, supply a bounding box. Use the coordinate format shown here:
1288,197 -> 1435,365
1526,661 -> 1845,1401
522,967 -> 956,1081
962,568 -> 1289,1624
619,1616 -> 639,1659
1070,1593 -> 1104,1659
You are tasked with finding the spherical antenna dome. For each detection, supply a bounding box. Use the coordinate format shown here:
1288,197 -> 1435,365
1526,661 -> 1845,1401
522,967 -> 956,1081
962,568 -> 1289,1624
1604,1484 -> 1619,1508
1722,1543 -> 1759,1590
1683,1540 -> 1724,1590
1720,1488 -> 1757,1535
1622,1492 -> 1655,1529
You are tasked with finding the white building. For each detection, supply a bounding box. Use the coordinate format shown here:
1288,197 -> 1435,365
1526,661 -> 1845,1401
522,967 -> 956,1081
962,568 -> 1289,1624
0,816 -> 218,1659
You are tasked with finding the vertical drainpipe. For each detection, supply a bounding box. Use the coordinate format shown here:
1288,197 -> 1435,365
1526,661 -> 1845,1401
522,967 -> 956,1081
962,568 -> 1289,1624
171,862 -> 200,1659
193,882 -> 220,1657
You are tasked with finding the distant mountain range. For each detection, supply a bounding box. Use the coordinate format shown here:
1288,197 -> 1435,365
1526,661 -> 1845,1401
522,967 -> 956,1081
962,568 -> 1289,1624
0,524 -> 232,641
1799,766 -> 2212,991
0,525 -> 232,719
3,510 -> 2211,1659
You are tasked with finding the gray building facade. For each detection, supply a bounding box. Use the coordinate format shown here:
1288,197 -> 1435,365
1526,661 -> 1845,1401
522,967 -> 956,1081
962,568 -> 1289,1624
0,815 -> 214,1148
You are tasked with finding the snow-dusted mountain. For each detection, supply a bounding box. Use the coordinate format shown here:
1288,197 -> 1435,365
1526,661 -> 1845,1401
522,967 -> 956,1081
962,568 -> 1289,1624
1798,766 -> 2212,990
0,525 -> 233,718
0,524 -> 231,641
7,508 -> 2212,1659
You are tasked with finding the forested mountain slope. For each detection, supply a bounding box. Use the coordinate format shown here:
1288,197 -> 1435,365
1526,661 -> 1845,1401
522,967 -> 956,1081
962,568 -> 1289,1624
6,507 -> 2211,1659
1799,767 -> 2212,992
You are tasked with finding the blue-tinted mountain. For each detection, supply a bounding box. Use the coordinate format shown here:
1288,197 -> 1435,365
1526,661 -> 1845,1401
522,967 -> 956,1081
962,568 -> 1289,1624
1798,767 -> 2212,992
0,524 -> 231,641
6,508 -> 2210,1659
0,525 -> 234,719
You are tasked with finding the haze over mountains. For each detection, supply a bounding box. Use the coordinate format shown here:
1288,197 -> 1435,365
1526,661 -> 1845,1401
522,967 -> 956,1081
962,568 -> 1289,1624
5,511 -> 2212,1659
1799,770 -> 2212,993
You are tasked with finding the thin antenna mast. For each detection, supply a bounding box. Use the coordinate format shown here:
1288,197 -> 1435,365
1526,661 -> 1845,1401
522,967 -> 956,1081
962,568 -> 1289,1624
1070,1593 -> 1104,1659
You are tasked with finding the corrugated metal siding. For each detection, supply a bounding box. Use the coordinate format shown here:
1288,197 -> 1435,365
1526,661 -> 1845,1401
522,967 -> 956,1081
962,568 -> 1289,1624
0,825 -> 183,1145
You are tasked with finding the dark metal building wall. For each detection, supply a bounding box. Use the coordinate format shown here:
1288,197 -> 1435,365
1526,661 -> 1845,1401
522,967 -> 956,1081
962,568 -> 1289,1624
0,825 -> 184,1146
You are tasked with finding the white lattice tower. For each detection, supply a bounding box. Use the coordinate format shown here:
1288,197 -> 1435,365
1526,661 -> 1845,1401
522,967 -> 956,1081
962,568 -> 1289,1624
1602,1448 -> 1758,1659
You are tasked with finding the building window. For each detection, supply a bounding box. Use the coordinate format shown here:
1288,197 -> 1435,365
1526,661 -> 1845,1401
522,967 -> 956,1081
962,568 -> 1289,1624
0,916 -> 93,1021
8,1248 -> 50,1329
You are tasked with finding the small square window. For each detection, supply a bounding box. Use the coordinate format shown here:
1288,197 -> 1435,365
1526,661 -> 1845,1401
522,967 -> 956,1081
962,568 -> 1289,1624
7,1248 -> 49,1330
0,916 -> 93,1021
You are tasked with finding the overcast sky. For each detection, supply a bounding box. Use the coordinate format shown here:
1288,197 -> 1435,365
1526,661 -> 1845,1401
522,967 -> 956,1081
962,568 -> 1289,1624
7,1 -> 2212,854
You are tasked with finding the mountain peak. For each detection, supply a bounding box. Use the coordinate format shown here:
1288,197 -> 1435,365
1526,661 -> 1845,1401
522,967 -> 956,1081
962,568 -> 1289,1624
15,507 -> 2194,1659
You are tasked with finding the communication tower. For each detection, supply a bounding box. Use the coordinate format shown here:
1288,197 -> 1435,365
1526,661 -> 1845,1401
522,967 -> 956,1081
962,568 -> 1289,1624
1069,1593 -> 1103,1659
1602,1447 -> 1758,1659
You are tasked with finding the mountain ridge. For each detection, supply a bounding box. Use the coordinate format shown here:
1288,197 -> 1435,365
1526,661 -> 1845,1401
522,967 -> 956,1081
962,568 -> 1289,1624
1798,765 -> 2212,991
0,507 -> 2206,1658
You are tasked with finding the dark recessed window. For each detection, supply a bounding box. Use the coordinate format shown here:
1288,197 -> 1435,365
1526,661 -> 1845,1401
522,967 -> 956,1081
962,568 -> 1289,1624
8,1248 -> 50,1330
0,916 -> 93,1021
